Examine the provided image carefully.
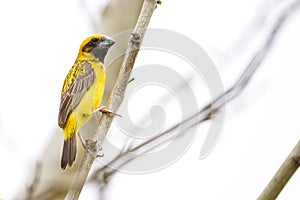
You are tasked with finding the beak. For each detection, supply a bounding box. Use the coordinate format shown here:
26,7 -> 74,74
100,36 -> 115,48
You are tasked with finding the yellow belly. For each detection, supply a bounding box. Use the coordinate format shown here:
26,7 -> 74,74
63,67 -> 106,139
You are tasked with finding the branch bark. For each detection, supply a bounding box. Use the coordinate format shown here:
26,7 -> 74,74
65,0 -> 158,199
258,140 -> 300,200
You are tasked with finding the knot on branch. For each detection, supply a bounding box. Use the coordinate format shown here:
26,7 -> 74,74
86,139 -> 99,155
130,32 -> 142,48
293,155 -> 300,165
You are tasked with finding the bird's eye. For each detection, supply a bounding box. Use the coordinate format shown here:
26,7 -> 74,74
91,38 -> 99,43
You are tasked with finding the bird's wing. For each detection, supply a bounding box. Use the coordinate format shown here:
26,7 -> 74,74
58,61 -> 96,128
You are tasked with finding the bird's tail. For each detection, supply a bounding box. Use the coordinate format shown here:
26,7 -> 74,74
61,135 -> 77,170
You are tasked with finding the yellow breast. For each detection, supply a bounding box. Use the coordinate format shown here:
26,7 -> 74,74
63,62 -> 106,139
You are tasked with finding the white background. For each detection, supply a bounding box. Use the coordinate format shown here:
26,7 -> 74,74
0,0 -> 300,199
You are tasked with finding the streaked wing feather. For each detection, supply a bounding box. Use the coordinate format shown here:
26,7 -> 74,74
58,61 -> 95,128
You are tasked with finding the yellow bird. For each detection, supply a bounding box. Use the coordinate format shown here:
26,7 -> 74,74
58,35 -> 115,170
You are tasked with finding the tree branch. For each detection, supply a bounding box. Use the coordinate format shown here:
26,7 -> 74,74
258,140 -> 300,200
89,0 -> 300,185
65,0 -> 158,199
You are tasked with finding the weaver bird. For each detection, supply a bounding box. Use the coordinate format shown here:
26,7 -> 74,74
58,35 -> 115,170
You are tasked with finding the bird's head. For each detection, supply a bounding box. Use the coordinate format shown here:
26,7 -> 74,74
78,35 -> 115,62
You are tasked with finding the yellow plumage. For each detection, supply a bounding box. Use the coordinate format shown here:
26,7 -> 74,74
58,35 -> 115,169
61,60 -> 106,139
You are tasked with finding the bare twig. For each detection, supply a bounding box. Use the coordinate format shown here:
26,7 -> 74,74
25,162 -> 42,200
258,140 -> 300,200
90,0 -> 300,183
65,0 -> 158,199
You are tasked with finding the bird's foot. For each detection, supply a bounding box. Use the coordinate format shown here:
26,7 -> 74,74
92,106 -> 122,117
78,133 -> 104,157
78,132 -> 88,149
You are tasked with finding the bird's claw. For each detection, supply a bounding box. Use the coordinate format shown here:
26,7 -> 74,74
96,152 -> 104,158
92,106 -> 122,117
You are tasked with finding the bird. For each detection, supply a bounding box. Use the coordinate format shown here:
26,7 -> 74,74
58,35 -> 115,170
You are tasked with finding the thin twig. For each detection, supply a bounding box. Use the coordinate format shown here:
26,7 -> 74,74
258,140 -> 300,200
89,0 -> 300,183
64,0 -> 158,199
24,162 -> 42,200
